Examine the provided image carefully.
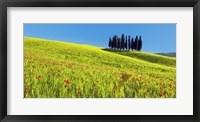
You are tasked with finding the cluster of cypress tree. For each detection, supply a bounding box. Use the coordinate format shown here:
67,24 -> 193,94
108,34 -> 142,51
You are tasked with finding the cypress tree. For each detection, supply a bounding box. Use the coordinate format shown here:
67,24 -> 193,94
138,36 -> 142,51
112,36 -> 116,49
125,36 -> 127,50
118,38 -> 121,50
131,37 -> 134,51
121,34 -> 125,50
135,36 -> 139,51
111,38 -> 114,49
128,35 -> 131,50
115,35 -> 118,50
133,38 -> 136,50
108,37 -> 111,48
117,37 -> 119,49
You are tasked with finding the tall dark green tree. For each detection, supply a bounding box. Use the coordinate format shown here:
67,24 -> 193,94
108,37 -> 112,48
128,35 -> 131,50
117,37 -> 119,49
115,35 -> 119,49
118,38 -> 121,50
138,36 -> 142,51
111,36 -> 113,49
135,35 -> 139,51
133,38 -> 136,50
131,37 -> 134,50
112,36 -> 116,49
121,34 -> 125,50
125,36 -> 127,50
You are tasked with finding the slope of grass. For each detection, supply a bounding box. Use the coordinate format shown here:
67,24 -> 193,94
156,52 -> 176,57
24,37 -> 176,98
102,49 -> 176,68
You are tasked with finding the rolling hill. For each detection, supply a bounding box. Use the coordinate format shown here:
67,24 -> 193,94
156,52 -> 176,57
102,49 -> 176,68
24,37 -> 176,98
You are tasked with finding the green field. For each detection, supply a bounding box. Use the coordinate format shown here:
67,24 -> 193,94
24,37 -> 176,98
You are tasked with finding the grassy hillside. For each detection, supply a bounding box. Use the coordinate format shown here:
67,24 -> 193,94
102,49 -> 176,68
156,52 -> 176,57
24,37 -> 176,98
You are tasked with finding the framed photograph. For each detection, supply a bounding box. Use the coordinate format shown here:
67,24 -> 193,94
0,0 -> 199,122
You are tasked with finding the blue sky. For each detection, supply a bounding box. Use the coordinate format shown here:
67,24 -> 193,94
24,24 -> 176,53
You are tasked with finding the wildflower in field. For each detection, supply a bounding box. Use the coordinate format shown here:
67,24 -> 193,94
77,91 -> 81,94
68,63 -> 74,67
122,73 -> 132,82
64,80 -> 70,84
25,88 -> 29,93
159,94 -> 163,97
36,75 -> 42,80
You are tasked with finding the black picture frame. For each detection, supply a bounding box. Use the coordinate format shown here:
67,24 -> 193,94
0,0 -> 199,122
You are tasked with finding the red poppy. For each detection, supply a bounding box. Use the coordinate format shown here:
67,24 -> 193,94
160,94 -> 163,97
66,81 -> 70,84
36,75 -> 42,79
77,91 -> 81,94
25,88 -> 29,93
64,80 -> 70,84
